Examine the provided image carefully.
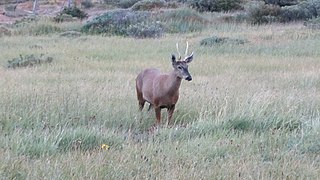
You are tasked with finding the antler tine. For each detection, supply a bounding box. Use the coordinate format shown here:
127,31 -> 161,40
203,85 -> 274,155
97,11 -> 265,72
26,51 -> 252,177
185,41 -> 189,56
176,43 -> 181,60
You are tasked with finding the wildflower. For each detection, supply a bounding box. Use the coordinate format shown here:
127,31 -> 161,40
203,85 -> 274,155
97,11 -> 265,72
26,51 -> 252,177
101,144 -> 110,150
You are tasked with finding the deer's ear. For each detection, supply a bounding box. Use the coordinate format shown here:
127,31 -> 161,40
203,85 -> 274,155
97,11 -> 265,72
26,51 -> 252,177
171,54 -> 176,64
184,52 -> 193,63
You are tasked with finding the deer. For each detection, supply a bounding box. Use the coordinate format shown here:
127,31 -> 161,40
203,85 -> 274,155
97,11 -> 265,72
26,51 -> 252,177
135,42 -> 194,126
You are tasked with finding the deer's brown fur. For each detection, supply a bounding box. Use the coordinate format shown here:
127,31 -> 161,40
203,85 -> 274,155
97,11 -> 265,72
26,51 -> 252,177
136,45 -> 194,125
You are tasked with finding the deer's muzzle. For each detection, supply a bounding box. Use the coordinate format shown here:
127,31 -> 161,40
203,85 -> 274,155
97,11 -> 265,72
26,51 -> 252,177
185,76 -> 192,81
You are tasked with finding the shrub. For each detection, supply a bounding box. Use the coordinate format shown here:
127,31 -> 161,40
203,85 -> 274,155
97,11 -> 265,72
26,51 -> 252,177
156,8 -> 208,33
103,0 -> 120,5
81,0 -> 94,9
246,1 -> 281,24
200,36 -> 247,46
132,0 -> 167,11
0,0 -> 27,5
117,0 -> 141,8
53,14 -> 75,22
127,21 -> 164,38
81,9 -> 164,37
0,26 -> 11,36
61,6 -> 88,19
59,30 -> 82,37
304,17 -> 320,29
189,0 -> 243,12
7,54 -> 53,69
279,1 -> 318,22
54,6 -> 87,22
263,0 -> 298,6
12,17 -> 62,35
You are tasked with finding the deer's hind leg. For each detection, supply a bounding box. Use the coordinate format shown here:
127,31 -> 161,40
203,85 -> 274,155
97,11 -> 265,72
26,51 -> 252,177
136,90 -> 146,124
136,87 -> 145,111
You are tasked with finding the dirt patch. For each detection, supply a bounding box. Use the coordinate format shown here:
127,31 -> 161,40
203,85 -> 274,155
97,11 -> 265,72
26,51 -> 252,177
0,1 -> 70,24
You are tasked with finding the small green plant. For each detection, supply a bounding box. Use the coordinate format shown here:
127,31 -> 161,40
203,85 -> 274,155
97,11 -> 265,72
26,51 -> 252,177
57,129 -> 123,152
7,54 -> 53,69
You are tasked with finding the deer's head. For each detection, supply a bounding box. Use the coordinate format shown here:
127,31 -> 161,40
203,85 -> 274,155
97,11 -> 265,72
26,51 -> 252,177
171,42 -> 194,81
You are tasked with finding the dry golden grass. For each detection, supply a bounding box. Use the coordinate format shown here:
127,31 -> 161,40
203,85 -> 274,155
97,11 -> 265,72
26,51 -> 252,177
0,23 -> 320,179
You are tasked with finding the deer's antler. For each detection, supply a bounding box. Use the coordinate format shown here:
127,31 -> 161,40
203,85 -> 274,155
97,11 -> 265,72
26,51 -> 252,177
176,43 -> 182,60
185,41 -> 189,56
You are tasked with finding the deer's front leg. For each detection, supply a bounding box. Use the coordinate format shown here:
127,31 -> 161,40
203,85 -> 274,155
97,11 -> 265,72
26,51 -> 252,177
155,107 -> 161,125
167,104 -> 175,125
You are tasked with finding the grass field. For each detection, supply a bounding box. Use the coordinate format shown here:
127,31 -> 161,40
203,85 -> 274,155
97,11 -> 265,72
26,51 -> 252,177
1,22 -> 320,179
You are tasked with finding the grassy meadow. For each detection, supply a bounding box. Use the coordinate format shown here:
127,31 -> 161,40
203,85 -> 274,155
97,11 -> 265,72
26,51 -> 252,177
1,22 -> 320,179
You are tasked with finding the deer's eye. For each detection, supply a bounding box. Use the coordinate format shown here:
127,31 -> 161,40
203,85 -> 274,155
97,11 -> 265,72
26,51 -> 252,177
177,66 -> 182,70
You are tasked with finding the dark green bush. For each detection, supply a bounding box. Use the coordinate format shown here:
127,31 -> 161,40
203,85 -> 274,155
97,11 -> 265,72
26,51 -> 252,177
189,0 -> 243,12
132,0 -> 166,11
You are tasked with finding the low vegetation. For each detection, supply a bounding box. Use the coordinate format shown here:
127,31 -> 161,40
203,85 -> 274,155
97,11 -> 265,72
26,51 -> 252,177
7,54 -> 53,68
1,0 -> 320,179
1,22 -> 320,179
200,36 -> 247,46
188,0 -> 243,12
81,9 -> 163,37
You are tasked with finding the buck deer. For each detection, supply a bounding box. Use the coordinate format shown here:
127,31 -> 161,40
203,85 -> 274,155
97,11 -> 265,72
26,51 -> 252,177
136,42 -> 194,125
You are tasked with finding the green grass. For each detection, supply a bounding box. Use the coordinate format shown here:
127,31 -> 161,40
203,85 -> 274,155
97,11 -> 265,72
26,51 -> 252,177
1,22 -> 320,179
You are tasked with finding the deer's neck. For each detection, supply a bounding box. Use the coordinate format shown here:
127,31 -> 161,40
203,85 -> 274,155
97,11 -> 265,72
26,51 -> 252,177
166,70 -> 182,95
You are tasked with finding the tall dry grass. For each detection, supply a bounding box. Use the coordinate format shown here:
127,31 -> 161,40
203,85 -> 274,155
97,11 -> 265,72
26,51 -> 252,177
0,23 -> 320,179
